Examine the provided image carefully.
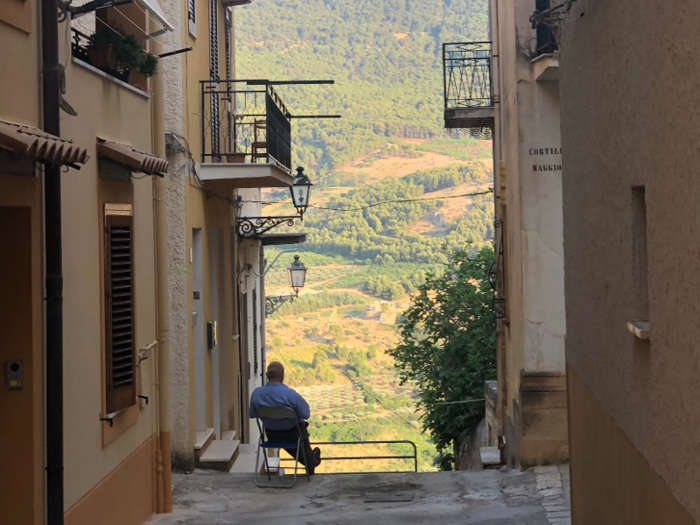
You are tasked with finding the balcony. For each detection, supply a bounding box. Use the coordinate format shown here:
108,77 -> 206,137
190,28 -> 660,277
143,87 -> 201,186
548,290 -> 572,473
71,28 -> 130,85
530,0 -> 559,82
442,42 -> 495,139
198,80 -> 294,189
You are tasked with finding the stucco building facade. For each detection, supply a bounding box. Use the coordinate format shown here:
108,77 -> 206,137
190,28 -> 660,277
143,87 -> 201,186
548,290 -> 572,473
491,0 -> 567,470
161,0 -> 298,472
444,0 -> 567,468
0,0 -> 173,523
559,1 -> 700,522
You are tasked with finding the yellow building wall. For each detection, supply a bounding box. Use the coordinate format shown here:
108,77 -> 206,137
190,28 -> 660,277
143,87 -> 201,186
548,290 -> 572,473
60,50 -> 158,516
1,5 -> 162,524
180,0 -> 242,441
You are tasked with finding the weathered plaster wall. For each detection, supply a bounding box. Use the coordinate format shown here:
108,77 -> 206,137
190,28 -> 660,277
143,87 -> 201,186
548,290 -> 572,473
496,0 -> 566,468
162,0 -> 193,471
560,0 -> 700,519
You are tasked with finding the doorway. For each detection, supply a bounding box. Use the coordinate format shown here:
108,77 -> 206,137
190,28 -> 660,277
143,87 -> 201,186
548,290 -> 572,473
192,228 -> 206,431
0,206 -> 34,524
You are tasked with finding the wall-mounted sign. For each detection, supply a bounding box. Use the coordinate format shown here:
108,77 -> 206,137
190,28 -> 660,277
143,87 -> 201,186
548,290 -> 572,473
529,146 -> 562,172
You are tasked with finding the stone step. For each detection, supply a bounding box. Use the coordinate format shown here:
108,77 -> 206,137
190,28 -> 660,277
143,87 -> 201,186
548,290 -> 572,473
196,440 -> 240,472
229,444 -> 257,474
222,430 -> 236,441
194,429 -> 215,461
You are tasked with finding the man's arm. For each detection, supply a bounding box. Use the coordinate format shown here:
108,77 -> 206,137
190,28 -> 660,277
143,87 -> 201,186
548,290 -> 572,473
249,389 -> 258,419
290,390 -> 310,421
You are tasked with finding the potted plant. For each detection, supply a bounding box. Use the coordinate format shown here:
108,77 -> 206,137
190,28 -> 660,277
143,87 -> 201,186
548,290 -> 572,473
138,53 -> 159,77
87,28 -> 120,69
87,26 -> 160,82
225,152 -> 247,163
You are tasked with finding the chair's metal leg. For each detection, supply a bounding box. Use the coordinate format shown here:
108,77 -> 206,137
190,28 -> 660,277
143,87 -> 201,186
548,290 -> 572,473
289,439 -> 301,488
263,447 -> 271,481
300,438 -> 311,482
254,440 -> 263,488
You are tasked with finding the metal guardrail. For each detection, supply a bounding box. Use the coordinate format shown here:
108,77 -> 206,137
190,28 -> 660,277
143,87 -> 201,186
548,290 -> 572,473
200,80 -> 292,172
442,41 -> 493,110
278,440 -> 418,473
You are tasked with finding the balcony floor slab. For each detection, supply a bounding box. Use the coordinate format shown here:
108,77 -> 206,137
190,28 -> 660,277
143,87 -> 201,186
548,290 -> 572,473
198,162 -> 294,188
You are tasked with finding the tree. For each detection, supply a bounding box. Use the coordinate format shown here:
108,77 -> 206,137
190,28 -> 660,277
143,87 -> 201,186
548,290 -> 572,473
389,246 -> 496,470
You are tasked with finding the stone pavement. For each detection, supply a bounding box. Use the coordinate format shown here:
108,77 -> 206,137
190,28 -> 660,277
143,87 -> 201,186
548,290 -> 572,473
147,465 -> 570,525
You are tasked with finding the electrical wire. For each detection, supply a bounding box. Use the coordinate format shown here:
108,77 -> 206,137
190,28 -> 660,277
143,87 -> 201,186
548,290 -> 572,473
425,398 -> 485,406
247,188 -> 493,212
313,189 -> 492,212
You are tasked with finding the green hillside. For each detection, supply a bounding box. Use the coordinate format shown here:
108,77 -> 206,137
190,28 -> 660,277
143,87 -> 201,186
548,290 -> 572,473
238,0 -> 492,472
236,0 -> 489,179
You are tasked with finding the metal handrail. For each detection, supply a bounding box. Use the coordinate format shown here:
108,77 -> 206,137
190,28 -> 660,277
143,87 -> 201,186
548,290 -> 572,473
278,440 -> 418,473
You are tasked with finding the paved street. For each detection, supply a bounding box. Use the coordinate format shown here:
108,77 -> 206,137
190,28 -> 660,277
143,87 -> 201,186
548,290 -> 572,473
147,465 -> 570,525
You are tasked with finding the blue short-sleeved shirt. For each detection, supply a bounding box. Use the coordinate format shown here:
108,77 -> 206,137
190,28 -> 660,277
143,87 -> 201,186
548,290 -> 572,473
249,382 -> 311,431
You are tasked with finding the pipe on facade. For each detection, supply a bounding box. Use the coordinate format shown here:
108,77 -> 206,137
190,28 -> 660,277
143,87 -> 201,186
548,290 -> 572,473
150,26 -> 173,514
42,0 -> 65,522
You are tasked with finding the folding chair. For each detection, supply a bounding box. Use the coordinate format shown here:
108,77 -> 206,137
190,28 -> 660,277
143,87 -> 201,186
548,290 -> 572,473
254,407 -> 311,488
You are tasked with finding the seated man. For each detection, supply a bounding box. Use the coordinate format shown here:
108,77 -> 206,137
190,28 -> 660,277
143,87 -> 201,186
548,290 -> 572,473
249,361 -> 322,474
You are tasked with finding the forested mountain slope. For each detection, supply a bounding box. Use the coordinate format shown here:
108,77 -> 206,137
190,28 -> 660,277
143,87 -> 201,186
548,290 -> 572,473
236,0 -> 489,180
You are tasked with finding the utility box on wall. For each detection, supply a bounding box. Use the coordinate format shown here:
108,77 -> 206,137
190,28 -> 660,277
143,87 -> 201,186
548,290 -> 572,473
6,360 -> 22,389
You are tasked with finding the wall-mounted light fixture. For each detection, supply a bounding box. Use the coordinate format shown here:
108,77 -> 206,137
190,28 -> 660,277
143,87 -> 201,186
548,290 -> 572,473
236,167 -> 313,239
265,254 -> 308,316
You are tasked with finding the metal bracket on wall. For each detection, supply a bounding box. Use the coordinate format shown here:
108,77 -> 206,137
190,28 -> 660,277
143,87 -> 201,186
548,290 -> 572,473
236,216 -> 299,240
265,295 -> 296,316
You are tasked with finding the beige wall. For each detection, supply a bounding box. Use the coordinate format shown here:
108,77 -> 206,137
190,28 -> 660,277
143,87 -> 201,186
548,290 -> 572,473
560,0 -> 700,520
567,367 -> 694,524
493,0 -> 567,468
65,436 -> 157,525
61,44 -> 159,510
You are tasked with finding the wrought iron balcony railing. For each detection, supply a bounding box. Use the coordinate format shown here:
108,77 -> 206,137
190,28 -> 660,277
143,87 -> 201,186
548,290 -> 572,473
443,41 -> 493,110
200,80 -> 292,173
442,41 -> 494,138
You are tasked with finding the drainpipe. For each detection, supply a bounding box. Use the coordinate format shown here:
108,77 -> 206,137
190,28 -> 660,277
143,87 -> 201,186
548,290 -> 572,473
42,0 -> 65,522
151,31 -> 173,514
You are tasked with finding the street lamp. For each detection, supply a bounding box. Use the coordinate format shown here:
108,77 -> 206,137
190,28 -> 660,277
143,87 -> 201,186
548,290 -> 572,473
288,255 -> 307,295
290,167 -> 312,219
235,166 -> 313,239
265,254 -> 308,316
